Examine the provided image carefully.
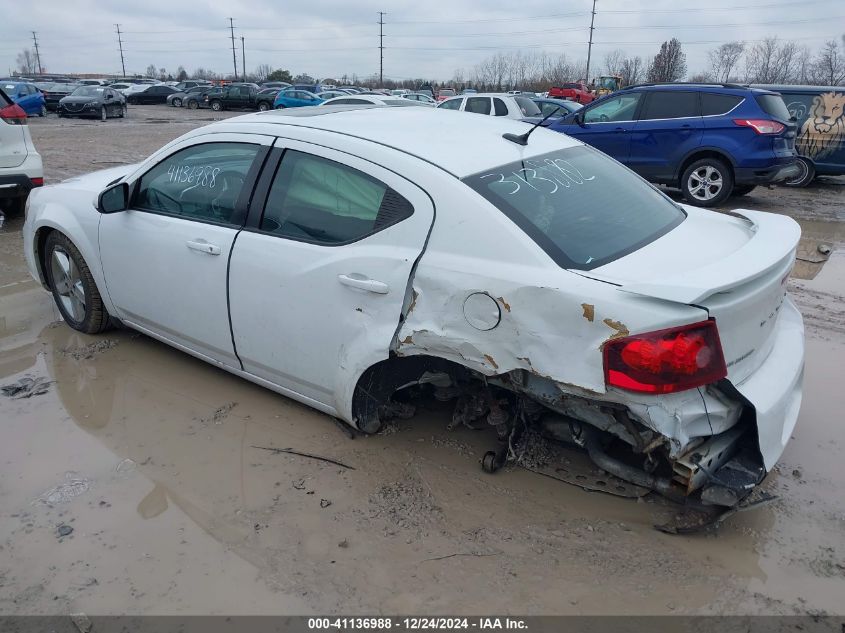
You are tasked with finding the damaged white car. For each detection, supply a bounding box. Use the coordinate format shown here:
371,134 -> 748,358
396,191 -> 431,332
22,106 -> 804,530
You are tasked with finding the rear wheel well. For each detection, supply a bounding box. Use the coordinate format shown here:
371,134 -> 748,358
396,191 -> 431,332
678,151 -> 734,185
352,355 -> 473,433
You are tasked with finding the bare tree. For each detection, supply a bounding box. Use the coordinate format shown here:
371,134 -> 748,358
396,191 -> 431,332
708,42 -> 745,82
619,56 -> 644,87
145,64 -> 157,79
689,72 -> 715,82
744,38 -> 799,83
811,40 -> 845,85
603,49 -> 625,77
176,66 -> 188,81
158,68 -> 167,81
16,49 -> 37,74
647,39 -> 687,82
254,64 -> 273,82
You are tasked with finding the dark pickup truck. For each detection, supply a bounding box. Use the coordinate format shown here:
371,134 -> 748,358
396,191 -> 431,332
204,84 -> 275,112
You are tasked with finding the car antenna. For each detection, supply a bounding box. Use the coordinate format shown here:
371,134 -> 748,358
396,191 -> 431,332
502,105 -> 562,146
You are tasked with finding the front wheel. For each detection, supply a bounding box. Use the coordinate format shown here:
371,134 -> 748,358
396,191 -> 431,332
44,232 -> 110,334
187,99 -> 198,109
258,102 -> 270,112
681,158 -> 733,207
783,157 -> 815,188
39,105 -> 47,117
100,106 -> 107,122
210,100 -> 223,112
173,98 -> 182,107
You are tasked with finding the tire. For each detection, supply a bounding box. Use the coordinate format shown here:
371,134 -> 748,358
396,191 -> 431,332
275,104 -> 285,109
187,99 -> 198,109
173,98 -> 182,107
731,185 -> 757,196
39,105 -> 47,117
210,100 -> 222,112
100,106 -> 107,122
128,97 -> 136,105
783,157 -> 815,188
258,102 -> 269,112
119,105 -> 126,118
681,158 -> 733,207
44,232 -> 110,334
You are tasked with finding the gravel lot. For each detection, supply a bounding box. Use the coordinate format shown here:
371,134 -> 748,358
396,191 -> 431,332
1,105 -> 844,617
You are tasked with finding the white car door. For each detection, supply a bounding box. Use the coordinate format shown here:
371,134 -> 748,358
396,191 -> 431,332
228,141 -> 435,416
99,133 -> 274,366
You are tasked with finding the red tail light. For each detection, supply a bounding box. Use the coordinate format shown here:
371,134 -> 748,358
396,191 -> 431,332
733,118 -> 785,134
30,177 -> 43,187
0,103 -> 28,125
604,320 -> 727,394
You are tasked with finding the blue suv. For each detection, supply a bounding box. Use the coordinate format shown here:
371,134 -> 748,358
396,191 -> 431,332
545,83 -> 800,206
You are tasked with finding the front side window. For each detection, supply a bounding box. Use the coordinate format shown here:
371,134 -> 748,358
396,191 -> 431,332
260,150 -> 413,245
438,98 -> 462,110
639,91 -> 699,120
583,93 -> 642,123
135,143 -> 260,225
465,97 -> 491,115
463,145 -> 684,270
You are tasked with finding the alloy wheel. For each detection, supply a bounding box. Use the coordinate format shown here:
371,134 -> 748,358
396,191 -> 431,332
50,248 -> 86,323
687,165 -> 723,202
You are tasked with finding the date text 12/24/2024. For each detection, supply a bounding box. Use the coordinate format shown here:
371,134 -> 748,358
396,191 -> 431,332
308,618 -> 528,630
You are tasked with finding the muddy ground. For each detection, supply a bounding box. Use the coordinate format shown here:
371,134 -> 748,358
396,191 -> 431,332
0,105 -> 844,616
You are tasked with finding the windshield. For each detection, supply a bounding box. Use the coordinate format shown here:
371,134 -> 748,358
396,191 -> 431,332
439,89 -> 456,96
71,86 -> 104,97
463,146 -> 685,270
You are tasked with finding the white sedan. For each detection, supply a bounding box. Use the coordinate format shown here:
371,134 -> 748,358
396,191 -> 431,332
319,94 -> 430,107
437,93 -> 542,119
22,107 -> 804,522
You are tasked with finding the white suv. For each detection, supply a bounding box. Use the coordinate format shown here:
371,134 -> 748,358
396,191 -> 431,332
0,87 -> 43,218
437,93 -> 542,119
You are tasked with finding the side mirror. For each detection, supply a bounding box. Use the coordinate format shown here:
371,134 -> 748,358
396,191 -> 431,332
575,112 -> 586,127
98,182 -> 129,214
105,94 -> 113,100
18,92 -> 26,98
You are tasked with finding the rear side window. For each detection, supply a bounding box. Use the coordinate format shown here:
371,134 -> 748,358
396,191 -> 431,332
515,96 -> 541,116
701,93 -> 743,116
439,98 -> 462,110
466,97 -> 491,115
493,98 -> 508,116
463,146 -> 685,270
755,94 -> 791,121
260,150 -> 413,245
639,91 -> 699,120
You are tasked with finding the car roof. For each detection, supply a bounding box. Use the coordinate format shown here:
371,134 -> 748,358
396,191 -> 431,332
749,83 -> 843,92
620,83 -> 777,96
198,106 -> 581,178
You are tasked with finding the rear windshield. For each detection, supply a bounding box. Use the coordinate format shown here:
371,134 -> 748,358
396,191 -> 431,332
755,94 -> 791,121
463,145 -> 685,270
515,96 -> 541,116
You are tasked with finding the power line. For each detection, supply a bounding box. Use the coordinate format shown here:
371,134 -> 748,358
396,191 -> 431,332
228,17 -> 238,80
31,31 -> 43,74
378,11 -> 385,85
116,24 -> 126,78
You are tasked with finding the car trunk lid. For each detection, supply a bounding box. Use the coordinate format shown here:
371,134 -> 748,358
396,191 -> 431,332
574,206 -> 801,384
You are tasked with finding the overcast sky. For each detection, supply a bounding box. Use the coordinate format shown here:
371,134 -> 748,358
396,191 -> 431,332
1,0 -> 843,80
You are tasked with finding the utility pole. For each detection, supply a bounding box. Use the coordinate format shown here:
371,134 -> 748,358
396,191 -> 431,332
31,31 -> 43,75
584,0 -> 597,85
115,24 -> 126,78
228,18 -> 238,80
241,36 -> 246,80
378,11 -> 385,86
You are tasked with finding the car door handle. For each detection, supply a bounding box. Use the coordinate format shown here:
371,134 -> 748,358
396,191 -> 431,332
186,239 -> 221,255
614,127 -> 626,132
337,274 -> 389,294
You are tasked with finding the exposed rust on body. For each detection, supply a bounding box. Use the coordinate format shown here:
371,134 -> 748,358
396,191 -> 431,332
602,318 -> 630,340
401,335 -> 414,345
581,303 -> 595,322
484,354 -> 499,370
406,290 -> 419,315
497,297 -> 511,313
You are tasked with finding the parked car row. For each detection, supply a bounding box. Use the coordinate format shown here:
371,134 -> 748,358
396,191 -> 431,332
432,82 -> 844,203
